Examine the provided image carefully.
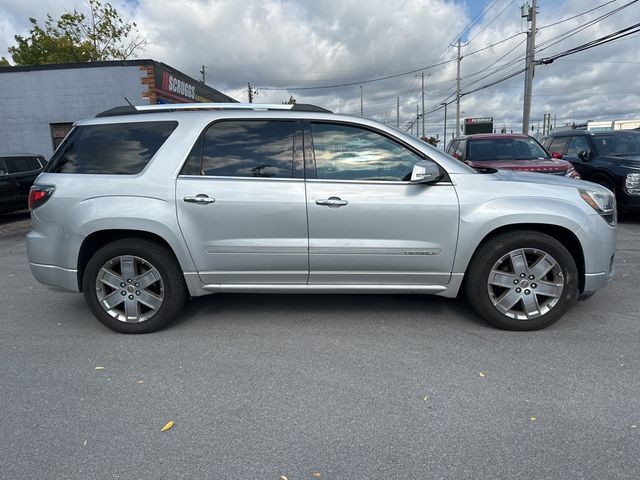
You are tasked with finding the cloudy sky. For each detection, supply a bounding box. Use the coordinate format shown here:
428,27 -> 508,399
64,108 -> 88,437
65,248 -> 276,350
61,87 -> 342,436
1,0 -> 639,140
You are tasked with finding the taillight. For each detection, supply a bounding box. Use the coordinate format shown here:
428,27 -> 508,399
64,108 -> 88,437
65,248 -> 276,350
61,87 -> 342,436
28,185 -> 55,210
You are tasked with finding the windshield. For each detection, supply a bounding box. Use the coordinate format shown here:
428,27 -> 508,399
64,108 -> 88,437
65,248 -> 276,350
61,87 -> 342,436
467,137 -> 549,161
592,133 -> 640,156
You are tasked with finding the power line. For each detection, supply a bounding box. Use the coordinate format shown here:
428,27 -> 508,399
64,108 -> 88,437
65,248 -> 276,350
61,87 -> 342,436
466,0 -> 518,43
536,0 -> 638,52
537,22 -> 640,65
537,0 -> 618,30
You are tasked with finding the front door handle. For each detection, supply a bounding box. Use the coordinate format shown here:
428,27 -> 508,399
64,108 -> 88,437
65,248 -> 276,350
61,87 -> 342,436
316,196 -> 348,208
183,194 -> 215,204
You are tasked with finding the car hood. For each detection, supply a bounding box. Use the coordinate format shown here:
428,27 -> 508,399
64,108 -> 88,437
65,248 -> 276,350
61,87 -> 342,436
491,169 -> 609,192
599,155 -> 640,168
466,158 -> 571,172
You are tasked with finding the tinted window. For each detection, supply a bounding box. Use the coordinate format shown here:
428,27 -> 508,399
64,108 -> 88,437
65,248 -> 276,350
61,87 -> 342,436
566,136 -> 591,157
454,139 -> 466,159
592,134 -> 640,156
467,137 -> 548,161
548,137 -> 570,155
2,156 -> 42,173
311,123 -> 422,181
182,120 -> 298,178
47,122 -> 177,174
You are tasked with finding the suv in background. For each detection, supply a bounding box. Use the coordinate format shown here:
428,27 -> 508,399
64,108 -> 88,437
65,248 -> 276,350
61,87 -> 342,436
0,153 -> 46,214
447,134 -> 579,178
27,103 -> 616,334
542,130 -> 640,211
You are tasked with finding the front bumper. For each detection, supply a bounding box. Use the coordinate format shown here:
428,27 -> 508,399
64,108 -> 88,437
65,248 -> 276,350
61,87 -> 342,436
576,214 -> 616,296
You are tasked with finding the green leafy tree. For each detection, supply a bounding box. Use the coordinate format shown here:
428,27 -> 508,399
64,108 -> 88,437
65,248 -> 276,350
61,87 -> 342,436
3,0 -> 145,66
282,95 -> 297,105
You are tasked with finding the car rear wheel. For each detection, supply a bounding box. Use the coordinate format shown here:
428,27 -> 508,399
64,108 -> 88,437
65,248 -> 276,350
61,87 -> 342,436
465,231 -> 578,331
83,239 -> 187,333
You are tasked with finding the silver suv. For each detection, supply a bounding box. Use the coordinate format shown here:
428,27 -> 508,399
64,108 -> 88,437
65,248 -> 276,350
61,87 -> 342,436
27,103 -> 617,333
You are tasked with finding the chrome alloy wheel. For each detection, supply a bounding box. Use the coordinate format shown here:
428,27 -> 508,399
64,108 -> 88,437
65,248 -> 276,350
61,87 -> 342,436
487,248 -> 564,320
95,255 -> 164,323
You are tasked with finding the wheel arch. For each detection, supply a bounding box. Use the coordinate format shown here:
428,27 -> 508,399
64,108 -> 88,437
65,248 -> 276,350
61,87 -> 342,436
463,223 -> 586,294
77,230 -> 186,292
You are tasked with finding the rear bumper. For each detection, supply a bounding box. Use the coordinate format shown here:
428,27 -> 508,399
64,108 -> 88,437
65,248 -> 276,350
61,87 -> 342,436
29,262 -> 79,292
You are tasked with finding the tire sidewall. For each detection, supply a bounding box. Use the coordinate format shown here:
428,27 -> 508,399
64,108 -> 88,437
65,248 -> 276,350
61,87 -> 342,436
467,231 -> 579,331
83,239 -> 186,334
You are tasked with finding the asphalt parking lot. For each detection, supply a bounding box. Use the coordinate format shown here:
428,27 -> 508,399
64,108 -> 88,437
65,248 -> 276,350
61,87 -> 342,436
1,211 -> 638,480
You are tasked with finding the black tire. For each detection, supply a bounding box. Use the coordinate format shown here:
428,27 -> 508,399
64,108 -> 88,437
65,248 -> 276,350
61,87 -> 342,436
83,239 -> 187,334
465,230 -> 579,331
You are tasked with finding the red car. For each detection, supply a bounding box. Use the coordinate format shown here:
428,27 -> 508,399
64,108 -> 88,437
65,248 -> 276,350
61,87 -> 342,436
446,133 -> 580,178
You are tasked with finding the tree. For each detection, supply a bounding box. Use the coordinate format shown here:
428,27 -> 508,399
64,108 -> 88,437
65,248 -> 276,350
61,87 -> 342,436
282,95 -> 297,105
421,136 -> 440,147
3,0 -> 145,66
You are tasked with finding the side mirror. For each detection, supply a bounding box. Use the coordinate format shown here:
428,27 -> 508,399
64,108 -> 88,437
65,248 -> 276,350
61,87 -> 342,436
551,151 -> 563,159
578,150 -> 591,161
411,160 -> 442,183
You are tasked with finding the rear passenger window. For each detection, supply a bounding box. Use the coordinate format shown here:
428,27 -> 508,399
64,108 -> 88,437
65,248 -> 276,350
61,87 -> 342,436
47,122 -> 177,174
3,156 -> 42,173
181,120 -> 299,178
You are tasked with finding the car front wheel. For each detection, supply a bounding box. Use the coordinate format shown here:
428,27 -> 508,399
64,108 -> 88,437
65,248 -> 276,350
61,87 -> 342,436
465,231 -> 579,331
83,239 -> 187,333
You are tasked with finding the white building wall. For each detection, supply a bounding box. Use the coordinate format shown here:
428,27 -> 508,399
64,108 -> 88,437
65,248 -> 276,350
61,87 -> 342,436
0,65 -> 147,159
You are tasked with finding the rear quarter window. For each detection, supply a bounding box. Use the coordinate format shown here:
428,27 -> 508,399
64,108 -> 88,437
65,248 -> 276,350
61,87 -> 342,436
46,121 -> 178,174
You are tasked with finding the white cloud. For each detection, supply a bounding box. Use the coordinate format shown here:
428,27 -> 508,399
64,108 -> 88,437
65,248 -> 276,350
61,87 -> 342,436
1,0 -> 639,139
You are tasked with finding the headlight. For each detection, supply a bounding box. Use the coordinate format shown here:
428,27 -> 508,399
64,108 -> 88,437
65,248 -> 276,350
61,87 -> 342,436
625,173 -> 640,195
564,166 -> 580,179
579,189 -> 616,225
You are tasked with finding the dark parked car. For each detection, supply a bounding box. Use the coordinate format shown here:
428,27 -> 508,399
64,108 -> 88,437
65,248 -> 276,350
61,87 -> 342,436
542,130 -> 640,211
0,154 -> 46,214
447,134 -> 579,178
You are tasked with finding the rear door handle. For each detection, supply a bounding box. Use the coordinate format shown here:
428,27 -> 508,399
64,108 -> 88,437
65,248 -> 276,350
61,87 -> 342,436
315,196 -> 348,207
183,194 -> 215,204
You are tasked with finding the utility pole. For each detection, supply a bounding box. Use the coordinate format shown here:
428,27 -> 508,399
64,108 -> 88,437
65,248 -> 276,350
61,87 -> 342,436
416,105 -> 420,138
522,0 -> 537,134
455,39 -> 462,136
200,65 -> 207,83
397,97 -> 400,128
360,85 -> 363,116
441,102 -> 448,149
421,72 -> 425,139
247,82 -> 253,103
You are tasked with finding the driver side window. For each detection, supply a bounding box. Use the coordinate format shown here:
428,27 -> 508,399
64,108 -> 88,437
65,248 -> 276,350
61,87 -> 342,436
310,123 -> 423,181
566,137 -> 591,157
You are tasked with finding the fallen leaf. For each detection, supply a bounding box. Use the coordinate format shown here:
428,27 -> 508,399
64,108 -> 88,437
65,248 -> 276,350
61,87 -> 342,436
137,380 -> 145,384
479,372 -> 485,377
279,476 -> 288,480
423,396 -> 429,401
631,425 -> 637,428
161,420 -> 174,432
313,473 -> 321,478
94,366 -> 105,370
530,417 -> 537,421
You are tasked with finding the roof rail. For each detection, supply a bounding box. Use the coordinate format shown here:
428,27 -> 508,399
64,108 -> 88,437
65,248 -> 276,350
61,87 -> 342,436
96,102 -> 332,117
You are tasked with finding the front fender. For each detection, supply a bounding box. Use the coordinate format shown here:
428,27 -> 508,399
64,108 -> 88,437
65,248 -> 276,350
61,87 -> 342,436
453,196 -> 588,274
